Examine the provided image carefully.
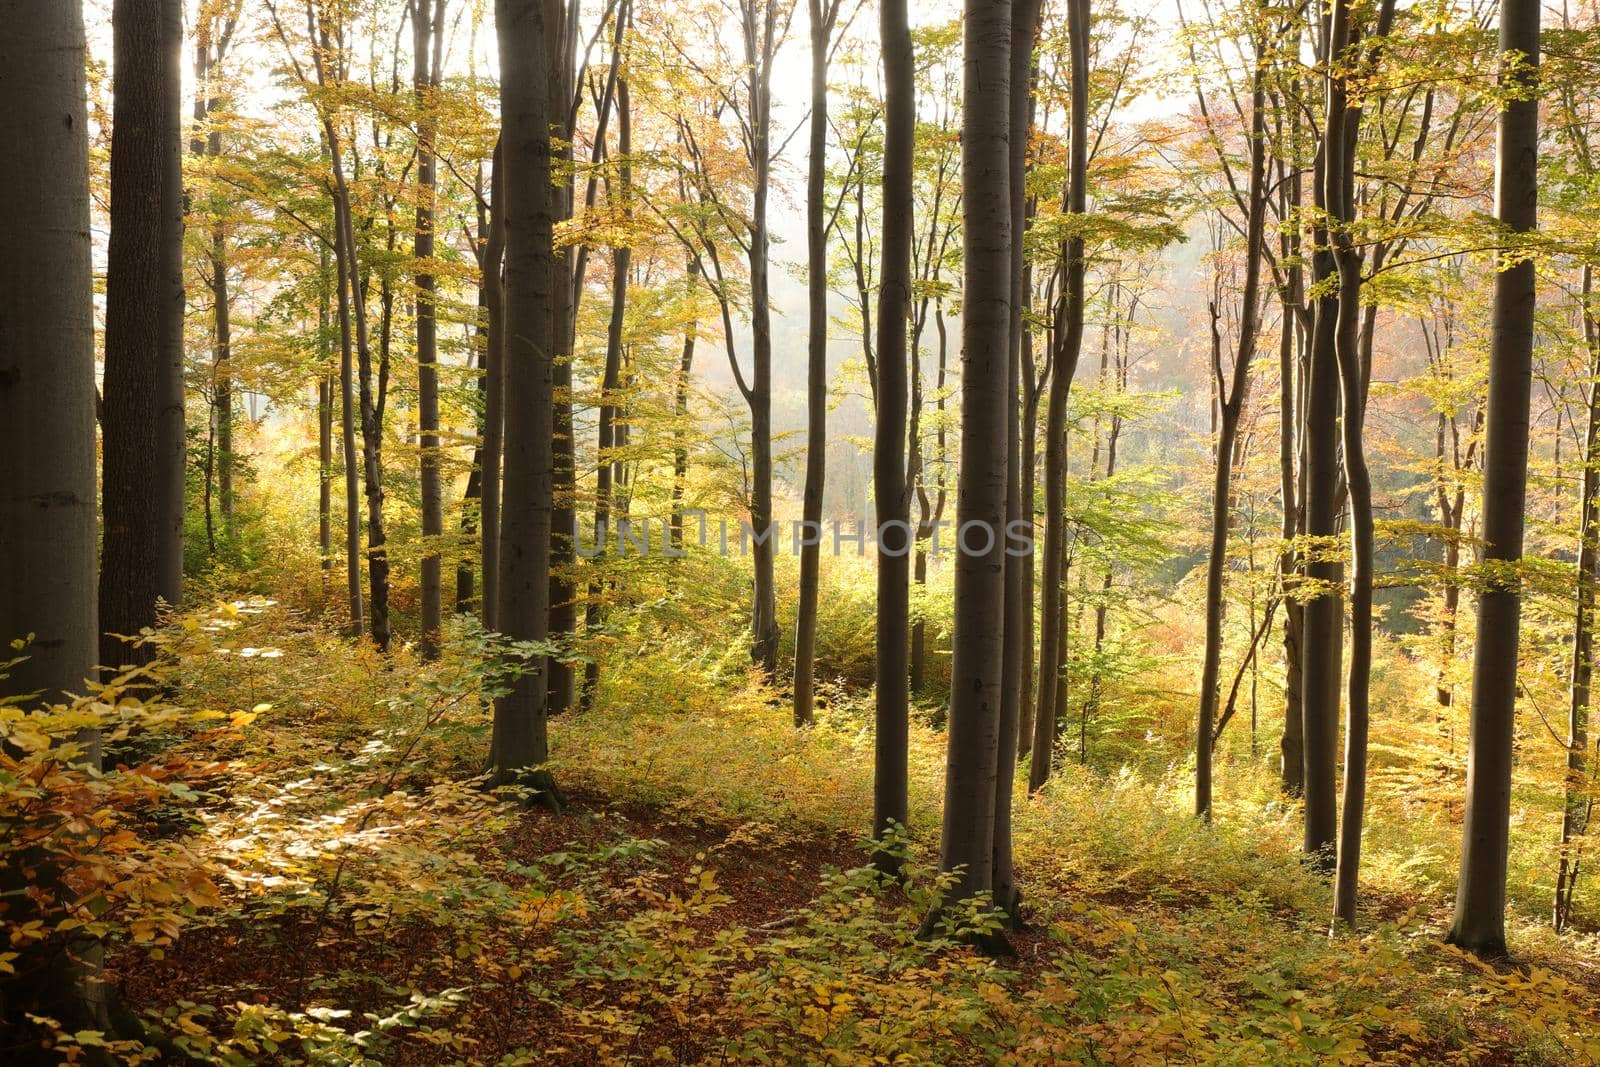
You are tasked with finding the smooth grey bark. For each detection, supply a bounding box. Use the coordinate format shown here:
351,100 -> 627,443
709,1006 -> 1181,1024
0,0 -> 108,1036
1029,0 -> 1088,795
491,0 -> 562,807
415,0 -> 447,657
924,0 -> 1011,940
1447,0 -> 1538,957
100,0 -> 186,675
873,0 -> 914,869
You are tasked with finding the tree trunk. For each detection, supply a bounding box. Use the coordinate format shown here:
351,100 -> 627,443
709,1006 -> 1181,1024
319,249 -> 334,586
993,0 -> 1041,919
1196,21 -> 1268,820
1329,0 -> 1378,924
0,0 -> 110,1036
100,0 -> 186,675
745,0 -> 781,679
1555,265 -> 1598,932
1448,0 -> 1538,956
1030,0 -> 1088,795
795,0 -> 839,728
584,65 -> 633,712
491,0 -> 562,807
481,142 -> 507,630
873,0 -> 914,869
546,0 -> 583,719
1278,205 -> 1305,795
1299,20 -> 1343,860
415,0 -> 447,658
924,0 -> 1011,939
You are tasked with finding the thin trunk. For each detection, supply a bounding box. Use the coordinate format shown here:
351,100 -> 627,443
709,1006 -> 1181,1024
873,0 -> 914,870
1331,0 -> 1382,924
415,0 -> 447,657
795,0 -> 840,728
1300,10 -> 1343,861
482,142 -> 507,630
319,248 -> 334,585
546,0 -> 583,719
1448,0 -> 1538,956
1030,0 -> 1088,795
584,65 -> 633,711
993,0 -> 1041,919
1555,267 -> 1599,932
100,0 -> 186,676
1197,21 -> 1269,821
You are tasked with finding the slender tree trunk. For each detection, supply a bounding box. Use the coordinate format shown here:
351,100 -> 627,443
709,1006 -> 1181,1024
1555,266 -> 1599,932
873,0 -> 914,868
319,251 -> 334,586
733,0 -> 781,679
1278,222 -> 1305,795
584,67 -> 633,711
670,266 -> 699,548
1329,0 -> 1378,924
993,0 -> 1041,919
1300,20 -> 1343,860
1030,0 -> 1088,795
491,0 -> 562,807
481,142 -> 507,630
1448,0 -> 1538,956
1196,22 -> 1268,820
1019,288 -> 1041,758
0,1 -> 109,1036
415,0 -> 447,657
795,0 -> 839,728
546,0 -> 582,719
923,0 -> 1011,941
101,0 -> 186,675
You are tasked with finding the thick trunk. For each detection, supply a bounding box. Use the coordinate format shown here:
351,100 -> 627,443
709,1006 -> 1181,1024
1030,0 -> 1088,795
100,0 -> 186,674
873,0 -> 914,868
491,0 -> 562,806
926,0 -> 1011,934
1448,0 -> 1538,956
415,0 -> 446,657
0,1 -> 108,1036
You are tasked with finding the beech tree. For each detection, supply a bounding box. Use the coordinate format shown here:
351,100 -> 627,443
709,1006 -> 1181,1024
873,0 -> 913,867
0,0 -> 107,1033
926,0 -> 1011,939
414,0 -> 447,658
1449,0 -> 1539,957
491,0 -> 563,807
100,0 -> 186,674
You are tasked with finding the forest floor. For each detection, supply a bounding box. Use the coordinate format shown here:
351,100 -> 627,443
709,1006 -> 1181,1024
84,601 -> 1600,1064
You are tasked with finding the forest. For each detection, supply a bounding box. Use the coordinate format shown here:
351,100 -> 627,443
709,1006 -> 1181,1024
1,0 -> 1599,1061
